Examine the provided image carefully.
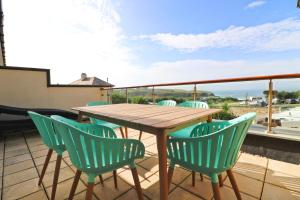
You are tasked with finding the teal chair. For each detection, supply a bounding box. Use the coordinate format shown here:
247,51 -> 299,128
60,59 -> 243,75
167,113 -> 256,200
157,100 -> 177,106
168,101 -> 210,138
87,101 -> 125,138
28,111 -> 65,200
52,117 -> 145,200
179,101 -> 209,109
51,115 -> 119,188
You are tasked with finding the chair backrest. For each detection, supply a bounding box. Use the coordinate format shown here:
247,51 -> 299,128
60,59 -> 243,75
28,111 -> 64,153
52,118 -> 144,174
51,115 -> 117,138
86,101 -> 109,106
157,100 -> 177,106
179,101 -> 209,109
168,112 -> 256,173
86,101 -> 109,124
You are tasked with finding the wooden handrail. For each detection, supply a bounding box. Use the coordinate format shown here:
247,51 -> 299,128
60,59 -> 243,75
104,73 -> 300,90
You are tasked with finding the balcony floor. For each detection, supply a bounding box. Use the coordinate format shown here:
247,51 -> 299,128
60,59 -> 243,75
0,128 -> 300,200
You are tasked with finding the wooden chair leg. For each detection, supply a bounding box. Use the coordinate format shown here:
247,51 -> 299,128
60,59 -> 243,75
218,174 -> 224,187
51,154 -> 62,200
168,166 -> 174,191
192,171 -> 196,186
200,173 -> 203,181
212,182 -> 221,200
138,130 -> 142,140
131,167 -> 144,200
85,183 -> 94,200
125,127 -> 128,138
69,170 -> 82,200
227,169 -> 242,200
99,175 -> 104,184
38,149 -> 53,186
113,170 -> 118,188
119,127 -> 125,139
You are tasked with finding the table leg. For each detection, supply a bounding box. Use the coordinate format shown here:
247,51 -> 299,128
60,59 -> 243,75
156,132 -> 168,200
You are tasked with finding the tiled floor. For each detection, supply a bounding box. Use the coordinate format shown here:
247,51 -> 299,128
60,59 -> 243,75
1,128 -> 300,200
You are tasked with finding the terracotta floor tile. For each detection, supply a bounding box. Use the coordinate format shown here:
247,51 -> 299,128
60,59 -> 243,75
5,147 -> 29,158
2,178 -> 42,200
261,183 -> 300,200
169,187 -> 202,200
266,159 -> 300,192
170,166 -> 191,185
21,190 -> 48,200
233,153 -> 268,181
5,144 -> 28,153
93,176 -> 132,200
42,166 -> 75,187
145,144 -> 158,154
80,170 -> 115,184
213,185 -> 258,200
142,178 -> 176,200
224,172 -> 263,198
3,167 -> 38,187
37,159 -> 68,174
34,154 -> 58,166
180,174 -> 213,200
72,190 -> 98,200
4,153 -> 32,166
138,157 -> 159,173
29,143 -> 48,152
46,178 -> 86,200
4,159 -> 34,175
118,166 -> 152,186
116,188 -> 150,200
31,148 -> 52,158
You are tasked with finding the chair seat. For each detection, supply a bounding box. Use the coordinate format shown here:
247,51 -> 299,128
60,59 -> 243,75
168,124 -> 198,138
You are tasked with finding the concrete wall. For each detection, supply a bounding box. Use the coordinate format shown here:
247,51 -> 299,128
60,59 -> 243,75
0,67 -> 108,111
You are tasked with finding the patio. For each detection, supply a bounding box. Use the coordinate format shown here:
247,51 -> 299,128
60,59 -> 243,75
1,128 -> 299,200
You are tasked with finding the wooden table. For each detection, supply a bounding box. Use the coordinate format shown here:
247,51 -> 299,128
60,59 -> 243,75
73,104 -> 221,200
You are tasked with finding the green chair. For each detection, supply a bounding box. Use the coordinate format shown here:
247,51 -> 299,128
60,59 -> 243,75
168,101 -> 210,138
51,115 -> 119,187
52,117 -> 145,200
28,111 -> 66,200
167,112 -> 256,200
87,101 -> 125,138
179,101 -> 209,109
157,100 -> 177,106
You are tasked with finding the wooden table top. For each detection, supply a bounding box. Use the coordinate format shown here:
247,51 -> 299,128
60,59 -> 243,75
73,104 -> 221,134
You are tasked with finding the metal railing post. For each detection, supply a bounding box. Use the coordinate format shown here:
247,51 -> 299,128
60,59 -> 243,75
126,88 -> 128,103
193,84 -> 197,101
152,86 -> 155,104
267,79 -> 273,133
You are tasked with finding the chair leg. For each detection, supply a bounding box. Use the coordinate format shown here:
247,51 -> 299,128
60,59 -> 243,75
192,171 -> 196,186
85,183 -> 94,200
138,130 -> 142,140
125,127 -> 128,138
200,173 -> 204,181
99,175 -> 104,184
227,169 -> 242,200
218,174 -> 224,187
113,170 -> 118,188
167,166 -> 174,191
211,182 -> 221,200
69,170 -> 82,200
131,167 -> 144,200
119,127 -> 125,139
38,149 -> 53,186
51,154 -> 62,200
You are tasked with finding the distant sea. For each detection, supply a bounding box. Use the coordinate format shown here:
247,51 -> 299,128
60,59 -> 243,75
212,89 -> 263,99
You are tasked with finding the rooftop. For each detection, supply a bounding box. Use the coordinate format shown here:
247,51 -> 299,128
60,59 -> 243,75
1,128 -> 299,200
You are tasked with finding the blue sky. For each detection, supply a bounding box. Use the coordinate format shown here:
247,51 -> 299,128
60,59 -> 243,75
3,0 -> 300,91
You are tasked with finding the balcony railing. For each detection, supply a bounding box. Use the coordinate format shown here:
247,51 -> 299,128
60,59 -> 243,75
102,73 -> 300,134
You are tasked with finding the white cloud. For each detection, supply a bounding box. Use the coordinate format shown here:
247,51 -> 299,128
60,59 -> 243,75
245,1 -> 266,9
3,0 -> 139,85
143,18 -> 300,52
